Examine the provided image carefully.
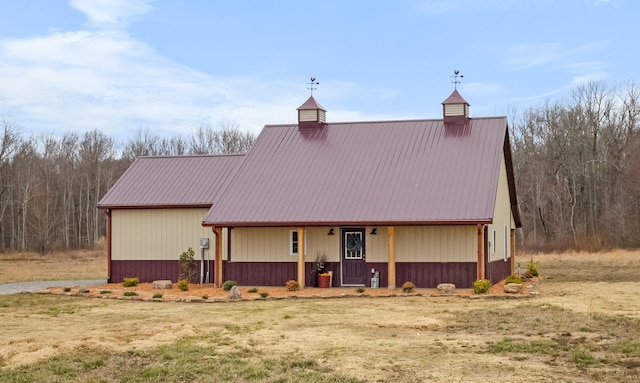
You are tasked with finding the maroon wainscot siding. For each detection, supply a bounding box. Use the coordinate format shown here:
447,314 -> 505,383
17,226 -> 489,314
110,260 -> 215,284
486,259 -> 511,285
336,262 -> 476,289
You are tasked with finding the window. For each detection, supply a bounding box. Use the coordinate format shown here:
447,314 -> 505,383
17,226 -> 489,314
504,226 -> 508,261
290,230 -> 307,256
492,230 -> 496,254
290,230 -> 298,255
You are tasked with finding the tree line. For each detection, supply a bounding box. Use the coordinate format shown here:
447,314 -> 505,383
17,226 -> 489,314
0,124 -> 254,252
1,80 -> 638,253
510,80 -> 640,250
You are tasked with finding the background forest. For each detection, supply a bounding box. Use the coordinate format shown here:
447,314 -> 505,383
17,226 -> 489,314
0,124 -> 254,252
0,80 -> 638,253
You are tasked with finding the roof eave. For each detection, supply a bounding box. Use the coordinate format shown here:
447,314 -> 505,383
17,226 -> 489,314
98,203 -> 213,210
503,126 -> 522,228
202,219 -> 492,228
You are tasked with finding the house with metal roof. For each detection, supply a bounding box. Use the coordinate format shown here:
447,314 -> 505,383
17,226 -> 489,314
97,154 -> 243,283
201,90 -> 521,289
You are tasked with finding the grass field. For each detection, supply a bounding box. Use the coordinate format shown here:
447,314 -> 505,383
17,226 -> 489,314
1,250 -> 639,382
0,250 -> 106,284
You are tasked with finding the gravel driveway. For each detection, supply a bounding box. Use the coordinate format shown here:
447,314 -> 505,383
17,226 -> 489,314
0,280 -> 107,295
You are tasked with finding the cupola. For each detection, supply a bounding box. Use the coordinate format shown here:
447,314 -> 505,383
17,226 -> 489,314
441,89 -> 470,125
297,96 -> 326,130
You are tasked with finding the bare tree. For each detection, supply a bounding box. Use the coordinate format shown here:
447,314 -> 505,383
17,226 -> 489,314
78,130 -> 114,247
512,81 -> 640,250
0,120 -> 21,250
190,123 -> 255,154
121,128 -> 160,161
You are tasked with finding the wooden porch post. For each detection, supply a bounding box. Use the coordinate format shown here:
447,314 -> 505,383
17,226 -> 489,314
387,226 -> 396,289
298,227 -> 305,288
510,228 -> 516,275
477,224 -> 485,280
213,227 -> 223,288
103,209 -> 112,282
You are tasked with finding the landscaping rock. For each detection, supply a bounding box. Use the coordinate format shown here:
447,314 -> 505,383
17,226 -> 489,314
229,285 -> 242,300
437,283 -> 456,295
153,280 -> 172,289
503,283 -> 523,294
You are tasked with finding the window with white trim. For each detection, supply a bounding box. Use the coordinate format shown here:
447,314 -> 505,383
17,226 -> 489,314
504,225 -> 508,261
290,230 -> 307,256
290,230 -> 298,255
492,230 -> 496,254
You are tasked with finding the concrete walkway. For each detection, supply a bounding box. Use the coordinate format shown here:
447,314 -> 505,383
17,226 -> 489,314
0,279 -> 107,295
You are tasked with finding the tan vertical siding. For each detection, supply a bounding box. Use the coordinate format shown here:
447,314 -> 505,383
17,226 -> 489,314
232,227 -> 293,262
230,225 -> 477,263
306,227 -> 340,262
111,208 -> 216,261
231,227 -> 341,262
488,155 -> 514,262
395,226 -> 477,262
365,226 -> 388,262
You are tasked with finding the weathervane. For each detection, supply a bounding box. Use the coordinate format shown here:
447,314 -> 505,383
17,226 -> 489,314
307,77 -> 319,96
450,70 -> 463,90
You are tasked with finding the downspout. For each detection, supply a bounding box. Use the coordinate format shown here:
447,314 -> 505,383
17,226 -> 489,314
103,209 -> 111,282
510,228 -> 516,275
200,246 -> 205,284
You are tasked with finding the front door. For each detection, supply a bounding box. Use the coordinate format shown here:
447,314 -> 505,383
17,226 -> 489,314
341,229 -> 366,285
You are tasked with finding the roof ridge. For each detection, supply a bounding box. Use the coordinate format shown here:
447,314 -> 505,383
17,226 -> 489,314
264,116 -> 507,128
137,153 -> 246,159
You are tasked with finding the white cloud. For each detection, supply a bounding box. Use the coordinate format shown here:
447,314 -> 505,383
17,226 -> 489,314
69,0 -> 154,28
0,28 -> 233,138
0,0 -> 314,140
570,71 -> 610,86
504,43 -> 568,70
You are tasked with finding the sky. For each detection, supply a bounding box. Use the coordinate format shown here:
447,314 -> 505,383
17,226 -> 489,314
0,0 -> 637,143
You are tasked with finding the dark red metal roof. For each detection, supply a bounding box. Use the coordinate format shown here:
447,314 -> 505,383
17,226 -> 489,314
203,117 -> 515,226
98,154 -> 244,208
442,90 -> 470,105
297,96 -> 326,111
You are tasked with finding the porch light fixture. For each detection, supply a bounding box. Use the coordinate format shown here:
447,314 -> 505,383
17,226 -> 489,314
328,228 -> 335,235
370,228 -> 377,235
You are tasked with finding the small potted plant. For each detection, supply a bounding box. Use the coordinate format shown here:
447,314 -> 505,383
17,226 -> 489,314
312,252 -> 327,287
318,272 -> 331,288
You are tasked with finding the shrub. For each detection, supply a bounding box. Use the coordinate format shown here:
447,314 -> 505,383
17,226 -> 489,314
505,274 -> 523,284
123,291 -> 138,297
63,287 -> 71,292
285,280 -> 300,291
222,280 -> 237,291
527,256 -> 539,277
259,292 -> 269,298
201,295 -> 209,300
356,287 -> 365,293
123,277 -> 139,287
473,279 -> 491,294
179,247 -> 198,283
152,293 -> 163,299
99,290 -> 112,294
402,281 -> 416,293
177,279 -> 189,291
248,287 -> 258,293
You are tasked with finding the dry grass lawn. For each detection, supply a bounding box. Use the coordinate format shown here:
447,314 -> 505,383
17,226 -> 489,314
1,249 -> 639,382
0,250 -> 107,284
